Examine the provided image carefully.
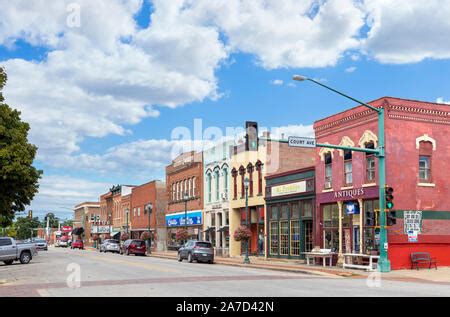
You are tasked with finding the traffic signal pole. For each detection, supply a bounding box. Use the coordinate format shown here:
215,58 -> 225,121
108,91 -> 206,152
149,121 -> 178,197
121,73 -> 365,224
292,76 -> 391,272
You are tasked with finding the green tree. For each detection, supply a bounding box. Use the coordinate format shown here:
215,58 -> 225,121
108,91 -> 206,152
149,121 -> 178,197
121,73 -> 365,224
42,212 -> 60,228
62,219 -> 73,227
0,67 -> 42,227
15,216 -> 40,240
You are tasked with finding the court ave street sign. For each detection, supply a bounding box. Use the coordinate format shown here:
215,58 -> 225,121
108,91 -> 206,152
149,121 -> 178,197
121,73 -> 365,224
288,136 -> 316,148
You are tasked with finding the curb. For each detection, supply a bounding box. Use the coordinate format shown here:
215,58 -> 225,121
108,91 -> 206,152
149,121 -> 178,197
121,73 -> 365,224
149,253 -> 346,278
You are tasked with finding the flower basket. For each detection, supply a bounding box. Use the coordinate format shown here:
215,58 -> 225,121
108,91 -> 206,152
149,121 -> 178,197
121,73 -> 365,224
140,231 -> 152,240
120,233 -> 130,241
92,234 -> 99,241
233,226 -> 252,242
176,229 -> 189,242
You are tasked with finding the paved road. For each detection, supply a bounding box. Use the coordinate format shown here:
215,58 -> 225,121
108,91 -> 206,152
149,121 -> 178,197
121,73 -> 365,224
1,247 -> 449,297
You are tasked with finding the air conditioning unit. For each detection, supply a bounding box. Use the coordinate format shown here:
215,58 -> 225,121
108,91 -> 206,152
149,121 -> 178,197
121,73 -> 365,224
324,182 -> 332,189
221,192 -> 228,201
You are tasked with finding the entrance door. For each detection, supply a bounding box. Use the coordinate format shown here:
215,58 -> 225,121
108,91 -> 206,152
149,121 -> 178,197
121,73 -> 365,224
353,226 -> 360,253
279,221 -> 289,256
303,220 -> 313,253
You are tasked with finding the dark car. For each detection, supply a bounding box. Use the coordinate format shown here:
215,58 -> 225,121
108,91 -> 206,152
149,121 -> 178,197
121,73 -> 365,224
71,239 -> 84,250
120,239 -> 146,256
177,240 -> 214,263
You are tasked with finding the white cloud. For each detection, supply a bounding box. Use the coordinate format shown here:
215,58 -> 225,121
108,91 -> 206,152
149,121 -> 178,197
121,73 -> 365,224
29,175 -> 109,213
362,0 -> 450,64
345,66 -> 357,73
271,79 -> 284,86
268,124 -> 314,140
436,97 -> 450,105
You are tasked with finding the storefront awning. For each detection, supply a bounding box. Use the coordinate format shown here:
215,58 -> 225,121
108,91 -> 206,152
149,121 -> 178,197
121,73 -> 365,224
217,225 -> 229,232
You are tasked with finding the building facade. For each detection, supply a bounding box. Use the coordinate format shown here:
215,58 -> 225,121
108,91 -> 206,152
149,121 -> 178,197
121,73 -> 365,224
129,180 -> 167,251
314,97 -> 450,269
73,202 -> 100,246
229,123 -> 315,258
265,168 -> 315,259
203,140 -> 234,256
166,151 -> 204,248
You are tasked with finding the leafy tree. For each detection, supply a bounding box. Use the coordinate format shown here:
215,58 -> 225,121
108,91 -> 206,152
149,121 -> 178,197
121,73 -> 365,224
61,219 -> 73,227
15,216 -> 41,240
42,212 -> 60,228
0,67 -> 42,227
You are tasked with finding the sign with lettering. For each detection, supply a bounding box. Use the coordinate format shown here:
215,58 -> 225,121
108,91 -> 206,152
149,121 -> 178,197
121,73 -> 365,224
333,188 -> 365,200
404,211 -> 422,234
407,230 -> 418,243
165,210 -> 203,227
288,136 -> 316,148
271,181 -> 307,197
92,226 -> 111,234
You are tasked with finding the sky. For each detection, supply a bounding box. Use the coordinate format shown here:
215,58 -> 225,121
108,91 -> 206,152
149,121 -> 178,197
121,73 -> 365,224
1,0 -> 450,221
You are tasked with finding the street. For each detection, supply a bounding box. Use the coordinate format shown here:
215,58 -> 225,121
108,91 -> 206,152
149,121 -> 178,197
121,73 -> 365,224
1,247 -> 450,297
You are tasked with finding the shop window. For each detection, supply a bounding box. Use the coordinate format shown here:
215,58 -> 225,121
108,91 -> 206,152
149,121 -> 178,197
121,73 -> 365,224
344,150 -> 353,185
279,221 -> 289,255
324,229 -> 339,251
324,152 -> 332,189
291,203 -> 301,219
270,206 -> 278,220
281,205 -> 289,220
302,200 -> 312,218
363,199 -> 380,254
290,220 -> 301,256
269,221 -> 279,255
323,204 -> 339,227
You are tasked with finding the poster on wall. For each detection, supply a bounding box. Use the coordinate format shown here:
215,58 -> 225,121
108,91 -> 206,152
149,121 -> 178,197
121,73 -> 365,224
404,211 -> 422,234
407,230 -> 419,243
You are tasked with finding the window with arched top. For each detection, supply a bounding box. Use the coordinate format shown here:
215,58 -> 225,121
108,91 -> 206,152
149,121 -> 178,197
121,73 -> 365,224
192,177 -> 196,197
247,163 -> 254,196
365,141 -> 376,182
343,150 -> 352,185
231,168 -> 238,199
419,141 -> 433,182
324,152 -> 332,189
255,160 -> 263,195
239,166 -> 246,198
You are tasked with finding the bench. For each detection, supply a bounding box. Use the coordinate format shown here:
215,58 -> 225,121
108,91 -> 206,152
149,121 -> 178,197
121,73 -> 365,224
411,252 -> 437,270
343,253 -> 379,271
302,249 -> 336,267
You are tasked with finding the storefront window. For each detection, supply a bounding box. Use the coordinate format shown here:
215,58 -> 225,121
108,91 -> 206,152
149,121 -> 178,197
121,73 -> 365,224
363,199 -> 380,254
269,221 -> 278,255
323,204 -> 339,227
302,200 -> 312,218
324,229 -> 339,251
270,206 -> 278,220
291,203 -> 301,219
279,221 -> 289,255
290,220 -> 300,256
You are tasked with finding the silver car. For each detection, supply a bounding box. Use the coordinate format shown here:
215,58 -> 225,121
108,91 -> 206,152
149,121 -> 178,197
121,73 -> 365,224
32,238 -> 48,251
99,239 -> 120,253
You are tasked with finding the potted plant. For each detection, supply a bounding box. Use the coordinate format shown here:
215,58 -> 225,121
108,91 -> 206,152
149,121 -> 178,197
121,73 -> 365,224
176,228 -> 189,246
233,226 -> 252,242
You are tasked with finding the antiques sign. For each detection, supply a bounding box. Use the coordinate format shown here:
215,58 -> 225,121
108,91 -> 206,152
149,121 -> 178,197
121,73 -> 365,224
404,211 -> 422,234
334,188 -> 365,200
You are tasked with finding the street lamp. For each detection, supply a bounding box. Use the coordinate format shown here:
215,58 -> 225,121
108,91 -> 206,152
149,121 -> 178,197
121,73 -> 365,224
183,192 -> 189,230
146,202 -> 153,254
126,208 -> 129,234
293,75 -> 390,272
243,177 -> 250,264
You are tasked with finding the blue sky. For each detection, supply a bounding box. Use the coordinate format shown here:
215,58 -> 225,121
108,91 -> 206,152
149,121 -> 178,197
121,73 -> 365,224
1,0 -> 450,220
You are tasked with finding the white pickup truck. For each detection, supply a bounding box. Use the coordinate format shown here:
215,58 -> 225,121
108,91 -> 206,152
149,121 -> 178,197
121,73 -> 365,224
0,237 -> 38,265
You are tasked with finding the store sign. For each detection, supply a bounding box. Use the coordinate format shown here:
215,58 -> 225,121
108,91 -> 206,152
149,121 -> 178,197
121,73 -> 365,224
61,226 -> 72,233
165,210 -> 203,227
271,181 -> 307,197
345,202 -> 360,215
404,211 -> 422,234
334,188 -> 365,200
92,225 -> 111,234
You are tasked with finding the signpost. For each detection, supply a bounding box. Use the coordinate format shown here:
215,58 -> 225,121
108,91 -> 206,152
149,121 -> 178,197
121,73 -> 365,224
288,136 -> 316,148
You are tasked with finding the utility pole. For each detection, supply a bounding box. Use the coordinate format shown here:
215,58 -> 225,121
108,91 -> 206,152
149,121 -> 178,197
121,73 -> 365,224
292,75 -> 391,272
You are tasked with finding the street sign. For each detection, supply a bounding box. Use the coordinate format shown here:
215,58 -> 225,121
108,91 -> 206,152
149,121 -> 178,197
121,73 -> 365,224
288,136 -> 316,148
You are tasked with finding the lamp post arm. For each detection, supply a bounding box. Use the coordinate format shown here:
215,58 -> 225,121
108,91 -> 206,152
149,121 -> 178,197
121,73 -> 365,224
316,143 -> 380,155
306,78 -> 381,114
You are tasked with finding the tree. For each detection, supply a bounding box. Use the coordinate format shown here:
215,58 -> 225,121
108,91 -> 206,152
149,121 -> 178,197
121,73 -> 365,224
0,67 -> 42,227
42,212 -> 60,228
61,219 -> 73,227
15,216 -> 40,240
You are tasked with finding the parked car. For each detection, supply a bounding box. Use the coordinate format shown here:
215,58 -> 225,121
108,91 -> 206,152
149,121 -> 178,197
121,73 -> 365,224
32,238 -> 48,251
0,237 -> 38,265
177,240 -> 214,263
56,235 -> 69,247
100,239 -> 120,253
71,239 -> 84,250
120,239 -> 146,256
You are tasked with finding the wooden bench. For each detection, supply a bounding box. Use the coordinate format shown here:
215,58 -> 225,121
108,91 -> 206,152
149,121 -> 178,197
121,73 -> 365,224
411,252 -> 437,270
343,253 -> 379,271
302,249 -> 336,267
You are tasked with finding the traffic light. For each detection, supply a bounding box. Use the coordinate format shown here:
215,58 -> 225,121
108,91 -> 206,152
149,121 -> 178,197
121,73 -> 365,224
28,210 -> 33,219
387,210 -> 397,226
385,186 -> 394,209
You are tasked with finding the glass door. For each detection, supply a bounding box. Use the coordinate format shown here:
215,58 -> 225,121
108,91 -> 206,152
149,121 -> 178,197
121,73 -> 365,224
304,220 -> 313,252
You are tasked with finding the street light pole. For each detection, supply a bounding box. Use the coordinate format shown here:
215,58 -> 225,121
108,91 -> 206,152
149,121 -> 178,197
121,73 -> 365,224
293,75 -> 390,272
243,177 -> 250,264
147,202 -> 153,254
183,192 -> 189,241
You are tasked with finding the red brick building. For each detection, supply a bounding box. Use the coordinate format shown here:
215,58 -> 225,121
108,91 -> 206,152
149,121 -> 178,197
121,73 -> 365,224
166,151 -> 204,247
313,97 -> 450,269
73,202 -> 100,246
130,180 -> 167,251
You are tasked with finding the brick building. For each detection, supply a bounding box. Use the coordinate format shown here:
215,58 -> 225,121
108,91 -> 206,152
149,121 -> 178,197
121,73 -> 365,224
166,151 -> 204,248
129,180 -> 168,251
229,122 -> 315,258
313,97 -> 450,269
73,202 -> 100,246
